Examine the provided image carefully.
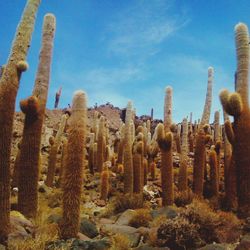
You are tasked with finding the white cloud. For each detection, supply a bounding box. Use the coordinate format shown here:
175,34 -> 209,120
105,0 -> 190,57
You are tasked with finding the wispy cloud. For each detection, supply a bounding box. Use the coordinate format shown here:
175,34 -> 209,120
105,0 -> 190,57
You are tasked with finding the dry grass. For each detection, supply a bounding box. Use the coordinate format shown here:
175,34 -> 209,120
128,208 -> 152,228
109,234 -> 132,250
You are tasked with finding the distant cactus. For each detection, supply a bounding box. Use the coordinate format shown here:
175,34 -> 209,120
60,90 -> 87,239
164,86 -> 173,132
88,133 -> 95,174
193,125 -> 211,197
0,0 -> 41,243
199,67 -> 214,128
124,101 -> 134,194
100,164 -> 109,201
133,141 -> 143,194
18,14 -> 56,218
156,123 -> 174,206
209,149 -> 219,198
97,116 -> 105,172
223,112 -> 237,210
46,114 -> 68,187
150,162 -> 156,180
178,118 -> 188,191
219,23 -> 250,217
143,157 -> 148,186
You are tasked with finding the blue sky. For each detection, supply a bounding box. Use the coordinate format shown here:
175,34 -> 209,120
0,0 -> 250,122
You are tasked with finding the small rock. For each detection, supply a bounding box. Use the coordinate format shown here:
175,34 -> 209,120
115,209 -> 136,226
135,245 -> 170,250
47,214 -> 62,224
71,237 -> 111,250
236,234 -> 250,250
99,218 -> 115,225
151,206 -> 178,219
77,232 -> 91,241
199,243 -> 234,250
80,218 -> 99,238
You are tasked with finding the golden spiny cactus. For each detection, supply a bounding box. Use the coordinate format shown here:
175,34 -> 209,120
219,23 -> 250,217
97,116 -> 105,172
178,118 -> 188,191
209,149 -> 219,198
60,90 -> 87,239
133,141 -> 143,193
199,67 -> 214,128
0,0 -> 41,243
46,114 -> 68,187
18,14 -> 56,219
124,101 -> 134,194
193,125 -> 211,197
156,123 -> 174,206
100,164 -> 109,201
58,138 -> 68,186
88,133 -> 95,174
164,86 -> 173,132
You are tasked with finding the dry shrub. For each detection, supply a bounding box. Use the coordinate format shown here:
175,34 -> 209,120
129,208 -> 152,228
109,233 -> 131,250
8,223 -> 60,250
112,193 -> 145,213
157,216 -> 204,250
174,189 -> 194,207
181,199 -> 241,243
150,215 -> 168,228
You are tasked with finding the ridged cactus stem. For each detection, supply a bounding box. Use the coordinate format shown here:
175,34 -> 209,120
209,149 -> 219,198
100,164 -> 109,201
46,114 -> 68,187
133,141 -> 143,194
60,90 -> 87,239
219,23 -> 250,217
223,112 -> 237,209
0,0 -> 41,243
199,67 -> 214,128
124,101 -> 134,194
156,123 -> 174,206
18,14 -> 55,218
178,118 -> 188,191
214,111 -> 220,143
193,126 -> 211,197
164,86 -> 173,132
58,138 -> 67,187
97,116 -> 105,172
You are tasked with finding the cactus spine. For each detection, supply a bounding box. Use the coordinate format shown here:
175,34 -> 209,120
124,101 -> 134,194
60,91 -> 87,239
18,14 -> 55,218
156,123 -> 174,206
46,114 -> 68,187
0,0 -> 41,243
219,23 -> 250,217
178,118 -> 188,191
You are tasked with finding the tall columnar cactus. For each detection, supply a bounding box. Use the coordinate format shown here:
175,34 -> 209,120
164,86 -> 173,132
124,101 -> 134,194
97,116 -> 105,172
219,23 -> 250,217
0,0 -> 41,243
88,133 -> 95,174
100,164 -> 109,201
18,14 -> 55,218
209,149 -> 219,198
11,143 -> 21,188
193,125 -> 211,197
199,67 -> 214,128
60,90 -> 87,239
223,112 -> 237,209
133,141 -> 143,194
156,123 -> 174,206
58,138 -> 68,186
178,118 -> 188,191
46,114 -> 68,187
117,124 -> 125,164
214,111 -> 220,143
